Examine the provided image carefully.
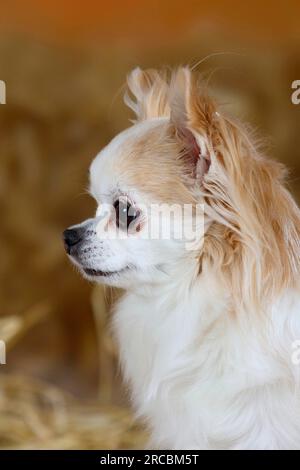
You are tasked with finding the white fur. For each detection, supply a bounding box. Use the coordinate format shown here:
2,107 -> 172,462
113,262 -> 300,449
69,114 -> 300,450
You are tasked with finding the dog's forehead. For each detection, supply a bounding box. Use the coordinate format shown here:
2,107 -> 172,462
89,117 -> 194,204
89,118 -> 169,196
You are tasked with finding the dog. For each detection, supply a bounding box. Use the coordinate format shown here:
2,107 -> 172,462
63,67 -> 300,449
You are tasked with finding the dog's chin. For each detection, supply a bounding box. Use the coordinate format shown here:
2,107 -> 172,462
79,264 -> 132,286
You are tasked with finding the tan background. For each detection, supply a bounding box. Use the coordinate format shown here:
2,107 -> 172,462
0,0 -> 299,448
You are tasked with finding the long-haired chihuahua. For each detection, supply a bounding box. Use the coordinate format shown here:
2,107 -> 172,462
63,67 -> 300,449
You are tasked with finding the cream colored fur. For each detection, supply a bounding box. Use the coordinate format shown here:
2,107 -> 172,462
68,67 -> 300,449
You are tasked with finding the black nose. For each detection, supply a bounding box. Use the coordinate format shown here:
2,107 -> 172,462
63,228 -> 82,254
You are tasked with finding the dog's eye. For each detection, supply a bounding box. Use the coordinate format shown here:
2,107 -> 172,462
113,199 -> 139,231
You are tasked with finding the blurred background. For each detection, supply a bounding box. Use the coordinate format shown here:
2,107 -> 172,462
0,0 -> 299,449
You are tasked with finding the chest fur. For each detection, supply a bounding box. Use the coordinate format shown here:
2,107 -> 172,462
112,285 -> 300,448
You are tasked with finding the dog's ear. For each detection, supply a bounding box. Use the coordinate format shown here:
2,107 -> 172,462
170,67 -> 215,180
125,67 -> 170,122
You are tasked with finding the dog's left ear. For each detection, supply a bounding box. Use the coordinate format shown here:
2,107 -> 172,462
125,67 -> 170,122
170,67 -> 215,181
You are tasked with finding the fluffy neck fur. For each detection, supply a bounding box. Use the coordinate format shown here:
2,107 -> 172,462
114,255 -> 300,449
201,118 -> 300,316
112,66 -> 300,449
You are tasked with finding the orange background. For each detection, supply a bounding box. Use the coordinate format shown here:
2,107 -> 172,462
1,0 -> 299,46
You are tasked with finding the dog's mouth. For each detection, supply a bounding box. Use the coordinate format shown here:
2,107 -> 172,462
83,266 -> 131,277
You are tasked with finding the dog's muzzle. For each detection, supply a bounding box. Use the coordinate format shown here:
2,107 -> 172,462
63,219 -> 96,255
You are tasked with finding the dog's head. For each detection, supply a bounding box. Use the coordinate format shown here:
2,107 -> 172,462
63,67 -> 216,287
63,66 -> 300,304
